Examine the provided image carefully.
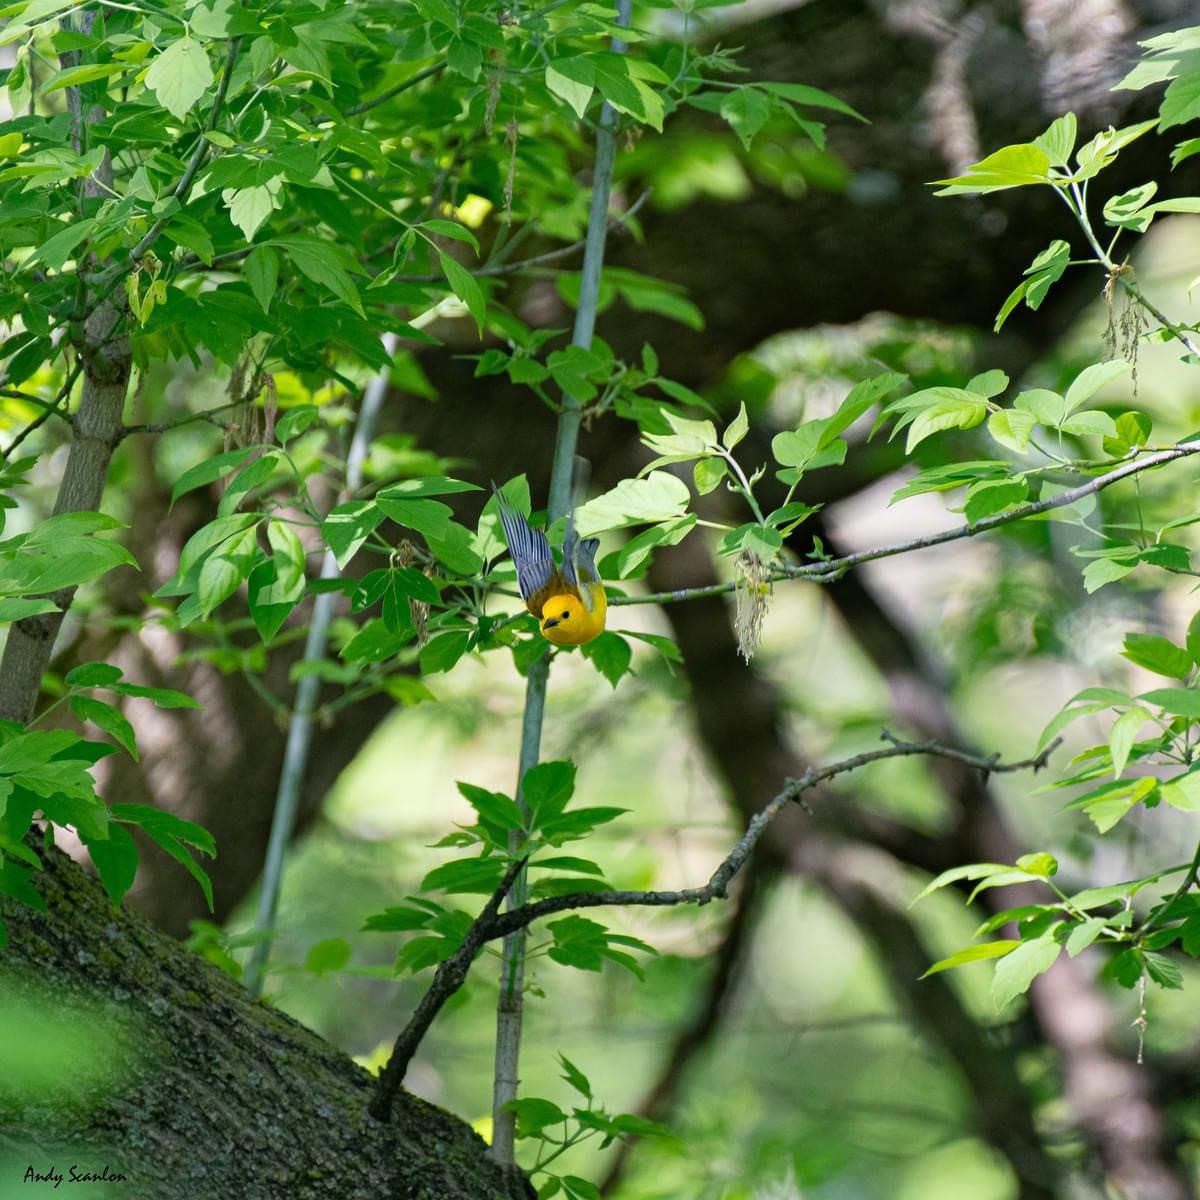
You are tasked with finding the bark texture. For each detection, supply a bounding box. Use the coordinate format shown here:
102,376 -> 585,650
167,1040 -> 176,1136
0,842 -> 531,1200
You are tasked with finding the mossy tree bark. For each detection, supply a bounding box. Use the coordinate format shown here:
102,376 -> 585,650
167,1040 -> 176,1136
1,842 -> 532,1200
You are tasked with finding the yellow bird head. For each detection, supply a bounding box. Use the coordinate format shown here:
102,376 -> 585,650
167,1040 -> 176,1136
540,592 -> 598,646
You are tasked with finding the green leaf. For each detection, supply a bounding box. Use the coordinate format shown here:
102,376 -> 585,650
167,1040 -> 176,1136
69,695 -> 137,761
523,760 -> 575,822
965,369 -> 1009,399
921,940 -> 1020,977
457,781 -> 524,831
1188,610 -> 1200,668
197,526 -> 257,616
1161,71 -> 1200,130
376,497 -> 452,540
305,937 -> 351,975
1108,706 -> 1151,778
723,402 -> 748,449
422,219 -> 480,253
1103,410 -> 1152,456
170,447 -> 260,504
1160,771 -> 1200,812
910,862 -> 1010,905
1082,556 -> 1136,593
111,802 -> 214,911
503,1096 -> 568,1137
1145,951 -> 1184,990
274,235 -> 362,315
692,458 -> 726,496
244,245 -> 280,313
1033,112 -> 1077,167
1015,852 -> 1058,878
991,934 -> 1061,1010
1065,917 -> 1108,957
395,934 -> 458,974
1064,360 -> 1130,412
145,37 -> 214,120
438,249 -> 485,335
558,1053 -> 592,1099
80,822 -> 138,906
0,598 -> 59,622
323,501 -> 383,568
1139,687 -> 1200,718
933,143 -> 1051,195
1014,388 -> 1066,427
963,478 -> 1027,524
905,398 -> 986,452
580,631 -> 632,688
27,216 -> 95,271
1122,633 -> 1192,679
362,904 -> 439,932
225,184 -> 278,241
546,57 -> 594,119
419,630 -> 470,674
110,683 -> 201,709
573,472 -> 690,538
275,406 -> 318,444
377,476 -> 482,499
1060,411 -> 1118,438
65,662 -> 123,688
420,856 -> 507,895
986,409 -> 1036,453
719,87 -> 771,151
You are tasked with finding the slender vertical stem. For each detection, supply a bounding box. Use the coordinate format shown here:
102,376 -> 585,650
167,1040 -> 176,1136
244,332 -> 398,997
489,0 -> 632,1164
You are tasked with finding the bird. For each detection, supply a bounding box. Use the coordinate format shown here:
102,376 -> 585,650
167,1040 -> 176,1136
494,487 -> 607,646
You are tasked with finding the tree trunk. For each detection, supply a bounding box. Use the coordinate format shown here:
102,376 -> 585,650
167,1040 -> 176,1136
0,841 -> 531,1200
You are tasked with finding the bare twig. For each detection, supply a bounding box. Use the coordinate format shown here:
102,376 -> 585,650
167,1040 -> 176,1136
368,733 -> 1061,1111
343,60 -> 447,117
120,397 -> 249,438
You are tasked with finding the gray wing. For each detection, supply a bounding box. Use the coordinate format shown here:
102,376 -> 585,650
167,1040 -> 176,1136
562,511 -> 601,611
496,490 -> 555,607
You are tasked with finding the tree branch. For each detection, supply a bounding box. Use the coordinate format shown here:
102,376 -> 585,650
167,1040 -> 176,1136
370,855 -> 528,1120
343,60 -> 447,117
0,362 -> 83,462
369,733 -> 1060,1103
607,440 -> 1200,609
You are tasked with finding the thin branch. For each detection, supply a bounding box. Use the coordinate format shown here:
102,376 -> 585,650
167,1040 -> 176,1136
367,733 -> 1061,1109
370,856 -> 528,1120
490,1 -> 633,1163
0,362 -> 83,462
0,389 -> 75,420
607,440 -> 1200,609
343,60 -> 447,117
120,397 -> 248,438
243,331 -> 399,999
391,190 -> 652,283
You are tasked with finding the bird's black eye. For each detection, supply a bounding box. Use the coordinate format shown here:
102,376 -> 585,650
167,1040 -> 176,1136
561,610 -> 570,619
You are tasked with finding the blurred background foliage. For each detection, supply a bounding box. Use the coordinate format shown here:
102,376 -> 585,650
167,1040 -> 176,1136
8,1 -> 1200,1196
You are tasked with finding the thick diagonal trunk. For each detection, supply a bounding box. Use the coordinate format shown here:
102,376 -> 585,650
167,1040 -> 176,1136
1,842 -> 531,1200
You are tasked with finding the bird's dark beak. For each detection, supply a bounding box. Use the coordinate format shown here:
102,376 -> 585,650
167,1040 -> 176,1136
542,618 -> 559,629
